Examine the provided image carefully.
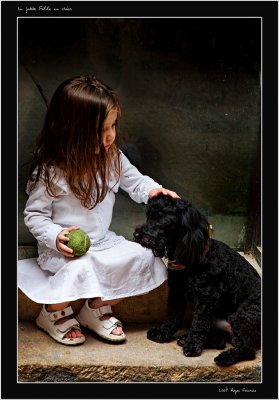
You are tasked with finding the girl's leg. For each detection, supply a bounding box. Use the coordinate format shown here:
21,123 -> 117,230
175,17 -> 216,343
46,302 -> 84,339
88,297 -> 124,336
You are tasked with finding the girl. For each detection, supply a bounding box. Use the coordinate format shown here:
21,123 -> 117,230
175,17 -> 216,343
18,75 -> 179,346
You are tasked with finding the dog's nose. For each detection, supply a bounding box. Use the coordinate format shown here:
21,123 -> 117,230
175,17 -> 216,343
133,232 -> 140,240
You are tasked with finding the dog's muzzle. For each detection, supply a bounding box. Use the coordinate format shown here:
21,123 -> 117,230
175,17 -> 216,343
133,231 -> 153,247
133,230 -> 163,250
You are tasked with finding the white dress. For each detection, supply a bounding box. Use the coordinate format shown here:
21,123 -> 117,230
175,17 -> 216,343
18,152 -> 168,304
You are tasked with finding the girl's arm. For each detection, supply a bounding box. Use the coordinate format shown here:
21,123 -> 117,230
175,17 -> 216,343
24,178 -> 68,252
119,152 -> 179,203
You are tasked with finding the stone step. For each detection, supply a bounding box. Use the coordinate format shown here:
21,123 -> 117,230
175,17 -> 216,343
18,282 -> 174,324
18,248 -> 261,384
18,322 -> 261,383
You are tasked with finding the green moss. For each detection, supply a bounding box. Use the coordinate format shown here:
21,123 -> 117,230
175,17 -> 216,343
66,229 -> 91,257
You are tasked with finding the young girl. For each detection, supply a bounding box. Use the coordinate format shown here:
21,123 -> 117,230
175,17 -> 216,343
18,75 -> 179,346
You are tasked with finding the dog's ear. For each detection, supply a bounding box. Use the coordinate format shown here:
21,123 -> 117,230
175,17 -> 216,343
174,204 -> 209,265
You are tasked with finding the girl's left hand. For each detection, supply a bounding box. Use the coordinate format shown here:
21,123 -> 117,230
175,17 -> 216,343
56,226 -> 80,257
149,188 -> 180,199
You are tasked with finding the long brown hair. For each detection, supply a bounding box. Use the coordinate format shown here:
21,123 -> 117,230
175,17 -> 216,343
29,75 -> 121,209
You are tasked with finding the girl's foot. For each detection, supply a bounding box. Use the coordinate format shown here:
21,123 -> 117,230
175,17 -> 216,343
46,303 -> 85,340
88,299 -> 124,336
36,304 -> 85,345
76,299 -> 126,342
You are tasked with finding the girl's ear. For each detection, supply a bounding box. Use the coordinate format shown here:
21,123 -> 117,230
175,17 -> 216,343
174,205 -> 209,265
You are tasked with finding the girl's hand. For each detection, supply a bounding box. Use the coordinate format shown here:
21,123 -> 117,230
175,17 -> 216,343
56,226 -> 80,257
148,188 -> 180,199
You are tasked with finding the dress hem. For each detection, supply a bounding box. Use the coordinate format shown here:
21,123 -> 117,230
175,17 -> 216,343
19,276 -> 167,305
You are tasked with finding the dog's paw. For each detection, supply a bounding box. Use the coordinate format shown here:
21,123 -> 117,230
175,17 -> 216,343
214,348 -> 255,367
177,333 -> 189,347
214,350 -> 235,367
183,342 -> 203,357
147,327 -> 171,343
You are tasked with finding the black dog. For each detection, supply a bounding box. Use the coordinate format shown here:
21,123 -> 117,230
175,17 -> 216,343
133,194 -> 261,367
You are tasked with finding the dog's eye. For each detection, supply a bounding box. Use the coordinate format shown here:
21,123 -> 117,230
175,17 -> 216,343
149,209 -> 163,219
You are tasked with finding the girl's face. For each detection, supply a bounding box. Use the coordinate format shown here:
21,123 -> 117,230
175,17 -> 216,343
102,108 -> 118,152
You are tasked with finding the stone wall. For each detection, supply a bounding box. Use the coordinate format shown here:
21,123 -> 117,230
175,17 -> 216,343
18,18 -> 261,248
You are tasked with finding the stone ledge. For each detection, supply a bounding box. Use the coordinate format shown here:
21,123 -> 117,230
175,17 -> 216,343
18,283 -> 174,323
18,322 -> 261,383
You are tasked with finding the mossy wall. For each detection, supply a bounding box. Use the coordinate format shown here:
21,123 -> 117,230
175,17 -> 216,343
18,18 -> 261,249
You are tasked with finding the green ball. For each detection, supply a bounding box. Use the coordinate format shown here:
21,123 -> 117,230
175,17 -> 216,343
66,229 -> 91,257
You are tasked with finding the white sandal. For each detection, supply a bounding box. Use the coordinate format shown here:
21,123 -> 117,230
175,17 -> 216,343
76,300 -> 126,342
36,305 -> 85,345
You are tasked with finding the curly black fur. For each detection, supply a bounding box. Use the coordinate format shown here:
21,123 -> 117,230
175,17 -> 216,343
133,194 -> 261,367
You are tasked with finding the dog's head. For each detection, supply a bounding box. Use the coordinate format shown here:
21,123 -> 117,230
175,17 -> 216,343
133,194 -> 209,266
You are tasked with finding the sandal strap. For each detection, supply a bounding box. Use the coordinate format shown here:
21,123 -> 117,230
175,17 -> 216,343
48,305 -> 74,321
55,317 -> 81,334
91,305 -> 112,318
102,317 -> 122,331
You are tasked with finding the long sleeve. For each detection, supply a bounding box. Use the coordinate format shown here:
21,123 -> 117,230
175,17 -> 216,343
24,179 -> 65,251
119,152 -> 162,204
